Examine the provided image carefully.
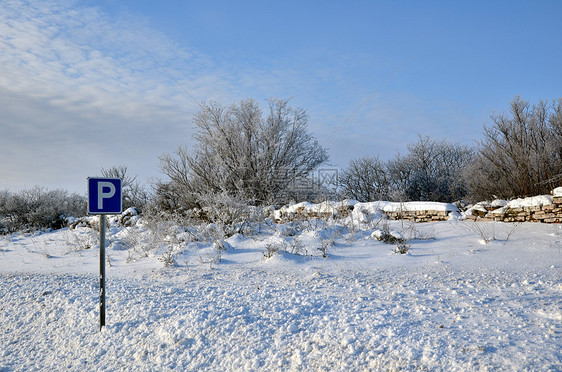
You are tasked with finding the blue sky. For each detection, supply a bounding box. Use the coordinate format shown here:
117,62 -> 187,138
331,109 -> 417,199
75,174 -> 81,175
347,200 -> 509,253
1,0 -> 561,194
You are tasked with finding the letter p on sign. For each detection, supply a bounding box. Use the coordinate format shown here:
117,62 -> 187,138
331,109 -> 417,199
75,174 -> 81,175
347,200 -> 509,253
88,178 -> 122,215
97,182 -> 116,209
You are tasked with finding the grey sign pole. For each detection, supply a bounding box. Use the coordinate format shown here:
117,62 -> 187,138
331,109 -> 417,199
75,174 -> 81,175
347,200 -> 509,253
99,215 -> 106,331
88,177 -> 122,332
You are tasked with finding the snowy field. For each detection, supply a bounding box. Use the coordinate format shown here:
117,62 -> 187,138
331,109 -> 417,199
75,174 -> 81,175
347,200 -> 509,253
1,214 -> 561,371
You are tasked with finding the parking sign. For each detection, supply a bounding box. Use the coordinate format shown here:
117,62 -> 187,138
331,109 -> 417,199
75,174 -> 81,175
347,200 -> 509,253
87,177 -> 122,215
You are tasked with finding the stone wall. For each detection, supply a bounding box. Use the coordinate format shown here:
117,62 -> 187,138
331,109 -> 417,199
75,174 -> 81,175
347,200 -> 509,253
384,209 -> 452,223
464,195 -> 562,223
273,201 -> 355,223
273,201 -> 458,224
273,189 -> 562,224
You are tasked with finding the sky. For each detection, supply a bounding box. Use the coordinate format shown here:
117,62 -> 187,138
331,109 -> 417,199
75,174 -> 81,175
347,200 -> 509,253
1,0 -> 561,194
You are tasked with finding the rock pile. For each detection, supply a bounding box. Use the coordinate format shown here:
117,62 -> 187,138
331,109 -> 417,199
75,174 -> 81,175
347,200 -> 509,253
463,188 -> 562,223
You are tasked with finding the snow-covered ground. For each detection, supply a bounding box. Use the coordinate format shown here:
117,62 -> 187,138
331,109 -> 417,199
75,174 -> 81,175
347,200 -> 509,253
1,214 -> 561,371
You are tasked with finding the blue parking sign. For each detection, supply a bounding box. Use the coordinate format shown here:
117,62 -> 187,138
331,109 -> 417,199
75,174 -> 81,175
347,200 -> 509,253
88,178 -> 122,215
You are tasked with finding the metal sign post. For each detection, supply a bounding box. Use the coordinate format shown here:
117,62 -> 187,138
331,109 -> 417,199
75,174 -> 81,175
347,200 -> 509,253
99,215 -> 106,330
87,177 -> 122,331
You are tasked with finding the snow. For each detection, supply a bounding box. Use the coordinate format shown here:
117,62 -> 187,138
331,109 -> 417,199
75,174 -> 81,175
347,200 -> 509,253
491,199 -> 508,208
279,200 -> 458,215
1,216 -> 561,371
462,195 -> 555,219
274,200 -> 358,220
381,201 -> 458,213
276,200 -> 460,224
506,195 -> 553,208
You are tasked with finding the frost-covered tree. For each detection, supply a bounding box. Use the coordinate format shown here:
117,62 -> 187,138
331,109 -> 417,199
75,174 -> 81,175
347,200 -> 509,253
160,98 -> 328,206
101,165 -> 149,210
339,156 -> 390,201
340,136 -> 472,202
389,136 -> 473,202
465,97 -> 562,200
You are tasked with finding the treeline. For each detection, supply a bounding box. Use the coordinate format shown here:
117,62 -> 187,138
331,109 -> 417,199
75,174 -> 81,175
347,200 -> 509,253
156,96 -> 562,208
341,97 -> 562,203
340,136 -> 472,203
2,96 -> 561,233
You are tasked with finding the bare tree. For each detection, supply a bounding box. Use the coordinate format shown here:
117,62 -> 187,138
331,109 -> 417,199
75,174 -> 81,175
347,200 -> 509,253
386,136 -> 472,202
340,156 -> 390,201
160,98 -> 328,206
101,165 -> 148,210
403,136 -> 472,201
465,97 -> 562,200
341,137 -> 472,202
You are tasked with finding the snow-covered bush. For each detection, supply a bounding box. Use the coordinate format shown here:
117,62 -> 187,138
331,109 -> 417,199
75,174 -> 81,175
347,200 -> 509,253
159,247 -> 179,267
317,238 -> 332,258
371,228 -> 405,244
68,216 -> 98,230
262,236 -> 306,258
263,243 -> 280,259
116,207 -> 141,227
459,221 -> 496,244
64,228 -> 97,252
401,221 -> 436,241
0,187 -> 86,233
286,238 -> 306,255
197,191 -> 250,227
202,223 -> 228,250
198,240 -> 230,267
394,240 -> 410,254
119,209 -> 193,261
371,220 -> 409,254
459,220 -> 520,245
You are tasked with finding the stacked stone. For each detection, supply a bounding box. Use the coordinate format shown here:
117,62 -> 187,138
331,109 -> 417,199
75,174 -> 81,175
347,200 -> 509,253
465,189 -> 562,223
273,189 -> 562,224
494,205 -> 544,223
532,195 -> 562,223
463,204 -> 489,221
274,202 -> 355,223
385,210 -> 450,223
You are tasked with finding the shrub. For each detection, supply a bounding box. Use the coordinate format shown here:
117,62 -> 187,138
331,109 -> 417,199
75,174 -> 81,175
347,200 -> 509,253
0,187 -> 86,233
371,220 -> 409,254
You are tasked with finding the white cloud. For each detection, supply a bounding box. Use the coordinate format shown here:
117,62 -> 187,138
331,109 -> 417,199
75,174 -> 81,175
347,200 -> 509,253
0,0 -> 210,192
